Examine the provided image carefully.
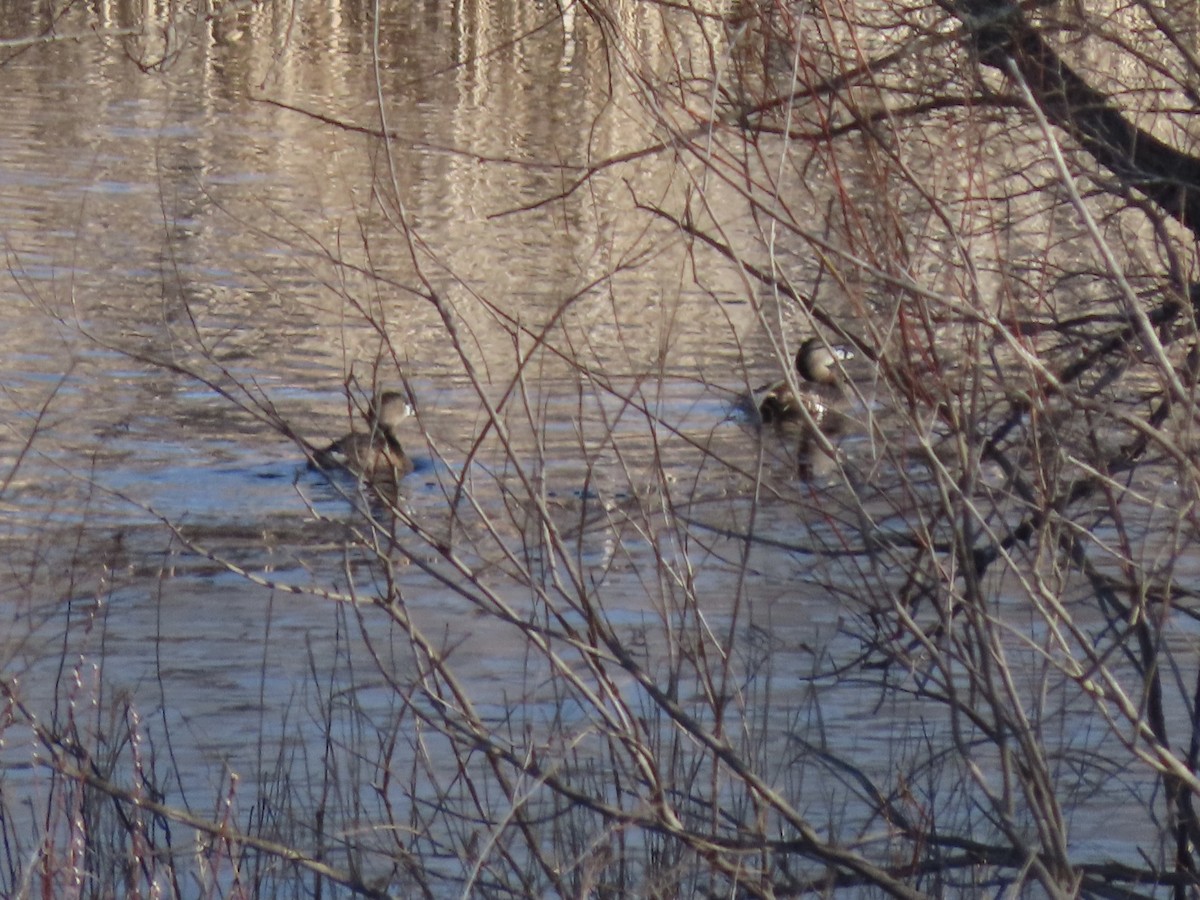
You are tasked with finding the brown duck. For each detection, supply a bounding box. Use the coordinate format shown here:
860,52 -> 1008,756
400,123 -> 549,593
312,391 -> 414,482
754,337 -> 854,427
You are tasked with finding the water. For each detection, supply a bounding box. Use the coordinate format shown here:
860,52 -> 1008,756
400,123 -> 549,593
0,2 -> 1190,896
0,0 -> 796,868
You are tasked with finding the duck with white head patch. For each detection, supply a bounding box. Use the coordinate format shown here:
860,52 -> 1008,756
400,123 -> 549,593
754,337 -> 854,427
312,391 -> 415,483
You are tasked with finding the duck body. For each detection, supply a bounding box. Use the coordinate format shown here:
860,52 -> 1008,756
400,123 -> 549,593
754,337 -> 853,428
756,383 -> 840,427
312,391 -> 414,482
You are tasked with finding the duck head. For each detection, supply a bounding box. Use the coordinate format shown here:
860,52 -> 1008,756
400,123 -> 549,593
796,337 -> 854,385
369,391 -> 414,438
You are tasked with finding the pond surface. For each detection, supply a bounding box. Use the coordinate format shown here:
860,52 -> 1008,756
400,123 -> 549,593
0,2 -> 1181,895
0,0 -> 844,832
